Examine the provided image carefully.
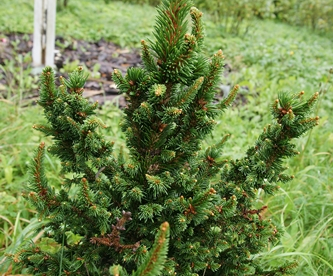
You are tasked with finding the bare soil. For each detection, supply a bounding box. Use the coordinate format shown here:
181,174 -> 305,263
0,33 -> 239,107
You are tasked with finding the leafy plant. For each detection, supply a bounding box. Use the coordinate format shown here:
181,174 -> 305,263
11,0 -> 320,275
274,0 -> 333,32
0,52 -> 38,108
195,0 -> 268,35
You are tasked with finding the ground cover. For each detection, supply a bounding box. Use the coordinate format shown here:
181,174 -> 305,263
0,0 -> 332,274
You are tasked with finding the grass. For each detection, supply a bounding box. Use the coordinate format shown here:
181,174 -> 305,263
0,0 -> 157,47
0,0 -> 333,274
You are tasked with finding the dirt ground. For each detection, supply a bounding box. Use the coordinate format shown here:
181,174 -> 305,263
0,33 -> 236,107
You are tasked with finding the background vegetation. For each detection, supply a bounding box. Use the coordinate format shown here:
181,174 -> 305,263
0,0 -> 332,275
119,0 -> 333,35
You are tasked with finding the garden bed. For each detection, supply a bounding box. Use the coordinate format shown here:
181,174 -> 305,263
0,33 -> 237,107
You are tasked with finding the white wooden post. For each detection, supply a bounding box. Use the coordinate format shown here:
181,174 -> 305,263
32,0 -> 43,67
32,0 -> 56,68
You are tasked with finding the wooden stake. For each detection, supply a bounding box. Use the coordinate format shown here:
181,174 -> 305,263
32,0 -> 56,68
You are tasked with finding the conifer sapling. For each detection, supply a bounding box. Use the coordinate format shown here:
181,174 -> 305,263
14,0 -> 319,275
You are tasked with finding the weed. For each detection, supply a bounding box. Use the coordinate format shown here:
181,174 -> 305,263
0,52 -> 38,109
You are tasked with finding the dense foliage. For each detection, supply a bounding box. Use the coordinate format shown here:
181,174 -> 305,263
123,0 -> 333,34
9,0 -> 321,275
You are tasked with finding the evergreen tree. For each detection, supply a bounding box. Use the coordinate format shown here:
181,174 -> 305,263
13,0 -> 319,275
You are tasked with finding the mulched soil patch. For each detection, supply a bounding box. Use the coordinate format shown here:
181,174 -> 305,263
0,33 -> 245,108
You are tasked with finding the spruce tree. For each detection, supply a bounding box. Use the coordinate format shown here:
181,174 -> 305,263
13,0 -> 319,275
